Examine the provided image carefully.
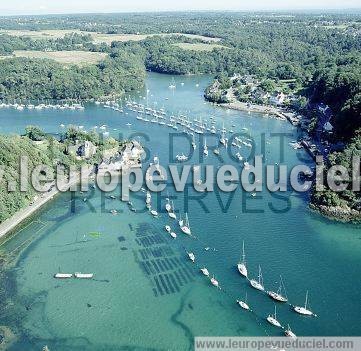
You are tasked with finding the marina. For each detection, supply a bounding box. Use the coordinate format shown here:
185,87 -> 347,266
0,73 -> 360,350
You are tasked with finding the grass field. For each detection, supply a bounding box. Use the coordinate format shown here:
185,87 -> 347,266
172,43 -> 228,51
0,29 -> 222,45
0,29 -> 84,39
10,50 -> 107,65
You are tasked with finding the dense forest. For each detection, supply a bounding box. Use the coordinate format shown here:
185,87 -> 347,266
0,12 -> 359,220
0,126 -> 123,223
311,131 -> 361,221
0,52 -> 145,100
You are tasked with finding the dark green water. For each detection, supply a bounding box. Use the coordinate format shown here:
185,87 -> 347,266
0,73 -> 360,350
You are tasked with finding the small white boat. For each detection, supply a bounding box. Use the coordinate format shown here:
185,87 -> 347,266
54,273 -> 73,279
237,292 -> 250,310
192,135 -> 197,150
178,214 -> 184,227
110,209 -> 118,215
249,265 -> 265,291
180,213 -> 191,235
293,291 -> 317,316
165,225 -> 171,233
150,209 -> 158,217
165,198 -> 172,212
237,241 -> 248,278
170,232 -> 177,239
213,148 -> 220,155
74,272 -> 94,279
203,138 -> 208,156
266,306 -> 282,328
200,267 -> 209,276
168,200 -> 177,219
285,324 -> 297,339
237,296 -> 250,310
210,276 -> 219,288
146,191 -> 151,205
187,252 -> 195,263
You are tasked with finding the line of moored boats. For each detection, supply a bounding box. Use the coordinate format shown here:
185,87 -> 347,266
0,101 -> 85,111
143,176 -> 316,339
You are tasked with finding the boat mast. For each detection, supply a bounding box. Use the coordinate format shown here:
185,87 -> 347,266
258,265 -> 263,286
242,241 -> 246,264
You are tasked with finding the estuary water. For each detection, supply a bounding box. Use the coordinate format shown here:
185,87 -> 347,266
0,73 -> 360,351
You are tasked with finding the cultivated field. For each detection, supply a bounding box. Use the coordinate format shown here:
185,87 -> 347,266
172,43 -> 228,51
10,50 -> 107,65
0,29 -> 222,45
0,29 -> 84,39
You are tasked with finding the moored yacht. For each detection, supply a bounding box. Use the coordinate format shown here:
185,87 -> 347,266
267,275 -> 288,302
146,191 -> 151,205
237,241 -> 248,277
74,272 -> 94,279
187,252 -> 195,263
165,225 -> 171,233
54,273 -> 73,279
210,276 -> 219,288
285,325 -> 297,339
168,201 -> 177,219
293,291 -> 317,316
165,198 -> 172,212
150,209 -> 158,217
237,292 -> 250,311
266,306 -> 282,328
203,138 -> 208,156
249,265 -> 265,291
180,213 -> 191,235
200,267 -> 209,276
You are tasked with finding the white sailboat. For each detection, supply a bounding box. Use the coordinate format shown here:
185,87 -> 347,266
187,252 -> 195,263
146,191 -> 151,205
150,209 -> 158,217
267,275 -> 288,302
266,306 -> 282,328
168,200 -> 177,219
192,135 -> 196,150
293,291 -> 317,316
285,324 -> 297,339
249,265 -> 265,291
203,138 -> 208,156
220,123 -> 227,146
180,213 -> 191,235
178,213 -> 184,227
169,78 -> 176,89
165,225 -> 171,233
165,197 -> 172,212
170,232 -> 177,239
200,267 -> 210,276
237,241 -> 248,277
210,275 -> 219,288
237,292 -> 250,311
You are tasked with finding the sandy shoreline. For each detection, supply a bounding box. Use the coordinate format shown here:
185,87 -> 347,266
0,168 -> 93,241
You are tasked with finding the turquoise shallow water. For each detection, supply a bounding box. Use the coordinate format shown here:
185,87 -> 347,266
0,73 -> 360,350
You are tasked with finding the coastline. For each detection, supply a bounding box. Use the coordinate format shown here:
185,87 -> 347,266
207,95 -> 361,223
220,101 -> 287,120
310,203 -> 361,223
0,168 -> 93,242
207,99 -> 303,125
